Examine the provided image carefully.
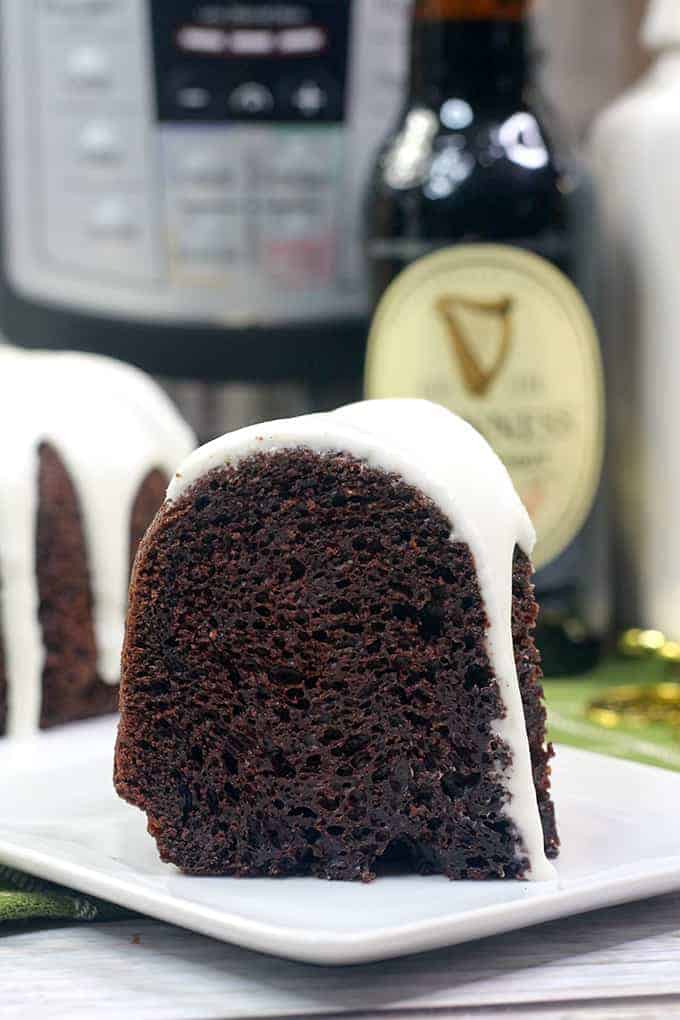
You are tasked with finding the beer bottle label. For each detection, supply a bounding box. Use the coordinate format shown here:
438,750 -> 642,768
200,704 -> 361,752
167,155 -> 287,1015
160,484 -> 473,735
365,244 -> 605,570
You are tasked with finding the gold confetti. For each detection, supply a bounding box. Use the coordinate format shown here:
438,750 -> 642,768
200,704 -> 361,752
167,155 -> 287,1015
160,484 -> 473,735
586,707 -> 621,729
619,628 -> 644,657
587,682 -> 680,735
655,682 -> 680,703
658,640 -> 680,660
638,629 -> 667,653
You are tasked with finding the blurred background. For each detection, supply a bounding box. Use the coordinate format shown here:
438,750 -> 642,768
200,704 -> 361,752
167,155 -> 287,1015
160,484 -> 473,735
0,0 -> 649,436
537,1 -> 648,140
0,0 -> 677,686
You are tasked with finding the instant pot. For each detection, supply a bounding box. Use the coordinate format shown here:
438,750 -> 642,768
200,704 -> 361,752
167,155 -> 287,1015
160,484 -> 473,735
0,0 -> 408,433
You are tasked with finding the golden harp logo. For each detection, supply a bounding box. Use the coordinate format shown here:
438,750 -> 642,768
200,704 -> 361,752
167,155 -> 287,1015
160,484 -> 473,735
435,295 -> 514,396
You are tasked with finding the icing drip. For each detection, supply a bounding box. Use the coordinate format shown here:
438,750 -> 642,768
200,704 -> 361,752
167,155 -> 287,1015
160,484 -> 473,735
0,346 -> 195,737
167,398 -> 555,881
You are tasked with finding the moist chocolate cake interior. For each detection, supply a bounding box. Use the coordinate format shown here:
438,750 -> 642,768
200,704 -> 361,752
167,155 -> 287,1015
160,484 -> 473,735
115,449 -> 558,880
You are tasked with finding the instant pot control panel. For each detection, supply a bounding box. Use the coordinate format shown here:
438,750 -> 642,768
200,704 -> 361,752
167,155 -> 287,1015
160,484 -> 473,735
1,0 -> 408,327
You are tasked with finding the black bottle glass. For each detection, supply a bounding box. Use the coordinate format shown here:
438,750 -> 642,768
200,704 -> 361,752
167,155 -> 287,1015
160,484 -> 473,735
365,0 -> 608,675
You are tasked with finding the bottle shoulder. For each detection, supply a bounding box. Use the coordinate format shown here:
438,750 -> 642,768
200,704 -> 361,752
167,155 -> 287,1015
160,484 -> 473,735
371,100 -> 583,212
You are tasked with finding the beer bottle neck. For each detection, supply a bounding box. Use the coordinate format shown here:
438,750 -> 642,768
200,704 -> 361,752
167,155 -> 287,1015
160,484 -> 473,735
409,9 -> 532,107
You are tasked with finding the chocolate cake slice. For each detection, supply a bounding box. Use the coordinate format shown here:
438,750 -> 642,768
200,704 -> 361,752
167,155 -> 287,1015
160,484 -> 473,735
0,346 -> 194,737
115,399 -> 558,881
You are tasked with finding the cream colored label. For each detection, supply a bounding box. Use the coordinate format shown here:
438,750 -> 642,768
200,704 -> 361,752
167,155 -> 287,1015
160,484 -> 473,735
365,244 -> 605,569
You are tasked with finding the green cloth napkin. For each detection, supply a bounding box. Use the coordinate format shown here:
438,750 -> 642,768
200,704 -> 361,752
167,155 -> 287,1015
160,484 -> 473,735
0,864 -> 132,925
2,656 -> 678,927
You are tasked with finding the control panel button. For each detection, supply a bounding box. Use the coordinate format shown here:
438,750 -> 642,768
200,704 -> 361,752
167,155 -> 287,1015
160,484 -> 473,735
161,130 -> 247,193
179,151 -> 234,187
43,112 -> 147,187
275,139 -> 329,182
228,82 -> 274,117
290,80 -> 328,118
280,72 -> 342,121
177,85 -> 212,112
79,121 -> 121,162
178,212 -> 242,263
38,5 -> 148,106
166,70 -> 219,117
45,190 -> 156,281
66,46 -> 111,87
89,197 -> 135,238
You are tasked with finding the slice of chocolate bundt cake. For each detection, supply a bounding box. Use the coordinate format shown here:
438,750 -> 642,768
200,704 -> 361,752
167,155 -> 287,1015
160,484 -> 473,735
0,346 -> 194,737
115,399 -> 558,881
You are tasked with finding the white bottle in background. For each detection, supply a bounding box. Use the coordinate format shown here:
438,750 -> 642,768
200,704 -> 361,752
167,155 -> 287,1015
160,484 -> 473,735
591,0 -> 680,638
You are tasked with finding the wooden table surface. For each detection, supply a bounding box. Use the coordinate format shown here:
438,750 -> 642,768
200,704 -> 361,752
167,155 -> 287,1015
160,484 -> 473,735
2,891 -> 680,1020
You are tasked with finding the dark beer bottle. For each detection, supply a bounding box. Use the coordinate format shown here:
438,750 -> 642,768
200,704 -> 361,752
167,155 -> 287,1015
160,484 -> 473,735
365,0 -> 607,674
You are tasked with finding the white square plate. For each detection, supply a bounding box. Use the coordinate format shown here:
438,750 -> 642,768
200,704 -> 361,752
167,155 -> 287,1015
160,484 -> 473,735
0,716 -> 679,965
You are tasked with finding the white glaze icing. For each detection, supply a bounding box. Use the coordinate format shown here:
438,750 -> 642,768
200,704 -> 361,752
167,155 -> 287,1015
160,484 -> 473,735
0,345 -> 195,737
167,398 -> 555,881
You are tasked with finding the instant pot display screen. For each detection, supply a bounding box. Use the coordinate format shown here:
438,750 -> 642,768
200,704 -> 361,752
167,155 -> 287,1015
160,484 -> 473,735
151,1 -> 352,122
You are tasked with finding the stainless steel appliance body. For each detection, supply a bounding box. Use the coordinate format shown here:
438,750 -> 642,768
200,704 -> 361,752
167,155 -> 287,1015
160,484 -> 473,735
0,0 -> 409,430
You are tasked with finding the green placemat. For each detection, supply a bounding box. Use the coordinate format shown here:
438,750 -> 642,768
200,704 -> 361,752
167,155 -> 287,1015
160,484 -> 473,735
545,657 -> 680,772
3,656 -> 678,928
